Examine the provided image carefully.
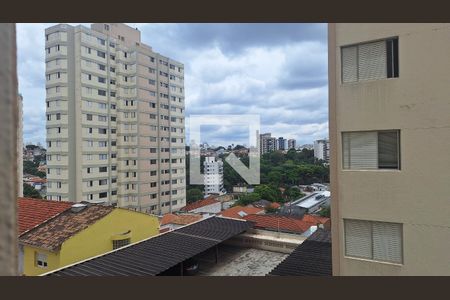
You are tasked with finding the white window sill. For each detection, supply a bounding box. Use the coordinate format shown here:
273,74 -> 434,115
344,256 -> 403,266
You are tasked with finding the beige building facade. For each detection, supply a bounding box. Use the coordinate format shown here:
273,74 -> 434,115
329,23 -> 450,275
45,23 -> 186,214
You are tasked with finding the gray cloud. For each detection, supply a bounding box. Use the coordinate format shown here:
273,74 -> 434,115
17,23 -> 328,147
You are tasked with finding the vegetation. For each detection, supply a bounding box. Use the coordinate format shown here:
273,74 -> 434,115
23,160 -> 46,178
23,183 -> 42,199
186,188 -> 204,204
185,147 -> 329,207
318,206 -> 331,218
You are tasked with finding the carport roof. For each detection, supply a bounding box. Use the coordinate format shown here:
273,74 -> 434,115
45,216 -> 252,276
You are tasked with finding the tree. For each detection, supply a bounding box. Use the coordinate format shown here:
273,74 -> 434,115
186,188 -> 204,203
235,192 -> 261,206
23,183 -> 42,199
265,206 -> 278,214
254,184 -> 282,202
319,206 -> 331,218
284,186 -> 304,201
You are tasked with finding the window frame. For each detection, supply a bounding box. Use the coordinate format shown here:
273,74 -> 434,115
340,36 -> 399,84
342,130 -> 401,171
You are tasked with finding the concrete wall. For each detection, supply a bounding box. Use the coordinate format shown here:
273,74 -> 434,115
330,23 -> 450,275
0,23 -> 18,275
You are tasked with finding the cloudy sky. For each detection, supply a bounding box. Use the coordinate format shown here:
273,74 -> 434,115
17,23 -> 328,147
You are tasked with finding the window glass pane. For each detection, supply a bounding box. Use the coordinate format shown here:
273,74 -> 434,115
342,46 -> 358,83
358,40 -> 387,81
345,219 -> 372,259
378,131 -> 399,169
372,222 -> 403,263
343,131 -> 378,169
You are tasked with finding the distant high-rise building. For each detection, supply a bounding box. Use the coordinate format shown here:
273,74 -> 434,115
203,156 -> 225,196
313,139 -> 329,162
329,23 -> 450,275
259,133 -> 276,155
276,137 -> 287,151
288,139 -> 296,150
17,93 -> 23,197
45,23 -> 186,214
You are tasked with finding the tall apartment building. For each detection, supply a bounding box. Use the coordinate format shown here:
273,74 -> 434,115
287,139 -> 296,150
45,23 -> 186,215
313,139 -> 330,162
276,137 -> 287,151
259,133 -> 276,155
203,156 -> 225,196
329,24 -> 450,275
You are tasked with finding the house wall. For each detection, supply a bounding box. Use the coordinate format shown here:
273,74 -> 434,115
22,208 -> 159,275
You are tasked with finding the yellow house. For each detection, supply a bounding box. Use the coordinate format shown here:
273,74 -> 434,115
19,204 -> 159,276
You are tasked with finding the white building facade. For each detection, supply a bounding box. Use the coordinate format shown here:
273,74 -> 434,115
203,156 -> 225,196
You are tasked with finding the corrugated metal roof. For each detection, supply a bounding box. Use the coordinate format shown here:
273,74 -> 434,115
268,229 -> 332,276
46,216 -> 251,276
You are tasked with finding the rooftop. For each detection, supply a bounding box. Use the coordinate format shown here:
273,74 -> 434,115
160,213 -> 202,226
269,229 -> 332,276
179,196 -> 220,212
219,205 -> 264,219
243,214 -> 320,234
45,216 -> 252,276
292,191 -> 331,209
19,205 -> 114,251
18,197 -> 73,236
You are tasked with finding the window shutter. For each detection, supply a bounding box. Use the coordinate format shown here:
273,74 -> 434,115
358,40 -> 387,81
378,131 -> 399,169
342,46 -> 358,83
346,131 -> 378,169
372,222 -> 403,263
345,219 -> 372,259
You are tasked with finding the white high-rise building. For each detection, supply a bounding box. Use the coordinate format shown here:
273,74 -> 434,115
45,23 -> 186,214
203,156 -> 225,196
314,139 -> 329,162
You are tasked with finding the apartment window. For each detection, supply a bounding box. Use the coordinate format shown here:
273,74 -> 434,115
98,128 -> 107,134
35,253 -> 48,268
110,91 -> 116,97
110,67 -> 115,73
99,192 -> 108,198
344,219 -> 403,264
98,77 -> 106,83
113,238 -> 130,250
97,50 -> 106,58
111,165 -> 117,171
150,182 -> 157,187
149,67 -> 155,74
150,159 -> 157,165
99,154 -> 108,160
98,64 -> 106,71
99,179 -> 107,186
87,167 -> 91,174
57,182 -> 62,189
150,170 -> 157,176
341,37 -> 399,83
111,117 -> 117,122
99,166 -> 107,172
98,115 -> 107,122
342,130 -> 400,170
104,24 -> 110,31
98,90 -> 106,96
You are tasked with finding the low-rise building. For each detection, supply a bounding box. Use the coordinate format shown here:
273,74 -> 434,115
159,213 -> 203,232
219,205 -> 264,219
291,191 -> 331,214
179,196 -> 222,215
19,201 -> 159,275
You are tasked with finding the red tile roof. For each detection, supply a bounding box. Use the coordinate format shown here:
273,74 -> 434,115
220,206 -> 264,219
302,214 -> 330,224
19,205 -> 114,251
18,197 -> 73,236
270,202 -> 281,209
243,214 -> 317,234
160,213 -> 202,226
180,196 -> 220,212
